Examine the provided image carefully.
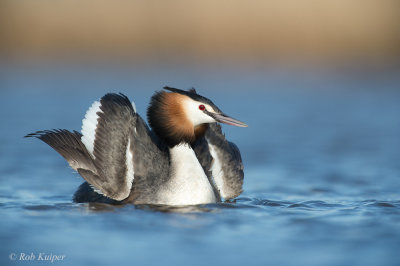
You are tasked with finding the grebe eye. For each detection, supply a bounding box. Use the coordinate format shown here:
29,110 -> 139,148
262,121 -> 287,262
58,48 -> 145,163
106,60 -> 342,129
199,105 -> 205,111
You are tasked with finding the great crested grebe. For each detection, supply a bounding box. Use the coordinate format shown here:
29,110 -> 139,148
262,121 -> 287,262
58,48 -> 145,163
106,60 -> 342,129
26,87 -> 247,206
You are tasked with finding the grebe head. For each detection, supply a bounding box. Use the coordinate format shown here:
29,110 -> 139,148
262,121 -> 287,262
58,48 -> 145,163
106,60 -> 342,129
147,86 -> 247,147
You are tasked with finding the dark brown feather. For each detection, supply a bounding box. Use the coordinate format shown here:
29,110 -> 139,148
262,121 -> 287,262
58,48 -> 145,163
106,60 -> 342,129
148,91 -> 199,147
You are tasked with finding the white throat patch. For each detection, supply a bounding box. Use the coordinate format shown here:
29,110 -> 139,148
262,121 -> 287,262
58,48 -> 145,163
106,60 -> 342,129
183,99 -> 216,127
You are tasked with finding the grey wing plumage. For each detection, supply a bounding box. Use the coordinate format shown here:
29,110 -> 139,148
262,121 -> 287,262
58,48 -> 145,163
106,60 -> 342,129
26,93 -> 169,202
80,93 -> 136,200
127,114 -> 170,204
25,129 -> 117,200
25,129 -> 96,172
193,123 -> 244,200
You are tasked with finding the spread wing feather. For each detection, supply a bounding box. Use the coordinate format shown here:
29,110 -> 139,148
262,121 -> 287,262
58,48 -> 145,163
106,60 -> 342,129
26,93 -> 169,202
25,129 -> 96,172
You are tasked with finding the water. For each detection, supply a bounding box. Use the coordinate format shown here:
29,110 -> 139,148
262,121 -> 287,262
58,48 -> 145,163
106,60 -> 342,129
1,62 -> 400,266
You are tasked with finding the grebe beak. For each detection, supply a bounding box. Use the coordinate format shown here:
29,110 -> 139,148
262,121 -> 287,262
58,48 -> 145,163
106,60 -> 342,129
205,111 -> 248,127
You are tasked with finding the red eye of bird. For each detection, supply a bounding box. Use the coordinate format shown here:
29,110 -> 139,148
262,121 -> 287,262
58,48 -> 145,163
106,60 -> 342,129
199,104 -> 205,111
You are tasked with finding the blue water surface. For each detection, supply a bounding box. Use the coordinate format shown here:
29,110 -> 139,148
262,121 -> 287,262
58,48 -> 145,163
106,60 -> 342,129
0,62 -> 399,266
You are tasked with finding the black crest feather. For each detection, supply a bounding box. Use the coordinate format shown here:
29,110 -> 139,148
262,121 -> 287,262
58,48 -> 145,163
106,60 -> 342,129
163,86 -> 222,113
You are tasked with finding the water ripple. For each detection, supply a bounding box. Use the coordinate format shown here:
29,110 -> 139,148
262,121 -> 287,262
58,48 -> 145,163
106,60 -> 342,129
2,197 -> 399,215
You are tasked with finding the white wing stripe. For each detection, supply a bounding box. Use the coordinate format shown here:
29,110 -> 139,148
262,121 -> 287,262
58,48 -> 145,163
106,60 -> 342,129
208,143 -> 227,199
125,137 -> 135,186
81,101 -> 102,158
131,101 -> 137,113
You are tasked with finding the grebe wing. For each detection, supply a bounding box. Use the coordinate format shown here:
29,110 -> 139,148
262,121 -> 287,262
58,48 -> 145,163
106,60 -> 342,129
193,123 -> 244,200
